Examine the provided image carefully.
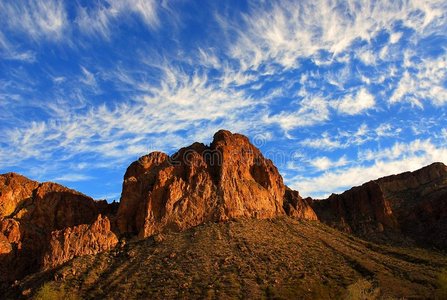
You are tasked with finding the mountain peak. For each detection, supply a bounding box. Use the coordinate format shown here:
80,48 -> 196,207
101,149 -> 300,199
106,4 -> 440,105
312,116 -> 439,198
116,130 -> 315,238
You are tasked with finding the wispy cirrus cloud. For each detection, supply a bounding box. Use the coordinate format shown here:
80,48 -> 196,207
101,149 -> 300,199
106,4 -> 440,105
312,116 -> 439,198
76,0 -> 160,39
0,0 -> 67,41
52,174 -> 95,182
220,0 -> 446,71
391,55 -> 447,107
299,122 -> 404,151
265,96 -> 330,131
310,156 -> 349,171
0,62 -> 261,170
335,88 -> 375,115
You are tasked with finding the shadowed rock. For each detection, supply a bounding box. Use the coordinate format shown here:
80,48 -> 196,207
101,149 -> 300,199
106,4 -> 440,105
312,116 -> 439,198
311,162 -> 447,248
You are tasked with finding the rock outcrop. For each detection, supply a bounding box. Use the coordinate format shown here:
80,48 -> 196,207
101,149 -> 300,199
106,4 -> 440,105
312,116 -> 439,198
0,173 -> 118,284
43,214 -> 118,269
117,130 -> 317,238
0,173 -> 39,219
312,162 -> 447,248
283,189 -> 318,220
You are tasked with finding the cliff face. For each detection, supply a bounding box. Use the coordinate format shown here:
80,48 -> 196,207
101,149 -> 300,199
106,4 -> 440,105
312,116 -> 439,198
311,163 -> 447,248
0,173 -> 118,283
117,130 -> 316,238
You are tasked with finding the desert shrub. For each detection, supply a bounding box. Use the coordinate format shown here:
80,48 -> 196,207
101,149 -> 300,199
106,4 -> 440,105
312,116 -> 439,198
34,282 -> 78,300
436,269 -> 447,299
345,279 -> 380,300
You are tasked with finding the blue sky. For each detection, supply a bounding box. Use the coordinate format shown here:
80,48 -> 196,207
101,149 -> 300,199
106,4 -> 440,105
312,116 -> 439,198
0,0 -> 446,200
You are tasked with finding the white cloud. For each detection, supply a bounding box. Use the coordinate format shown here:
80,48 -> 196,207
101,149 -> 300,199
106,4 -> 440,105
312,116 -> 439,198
311,155 -> 348,171
300,133 -> 342,150
52,76 -> 66,84
266,96 -> 330,131
76,0 -> 159,39
391,55 -> 447,107
52,174 -> 94,182
358,139 -> 440,162
2,49 -> 36,62
0,62 -> 260,169
0,0 -> 67,41
292,139 -> 447,198
0,30 -> 36,62
375,123 -> 400,138
221,0 -> 446,71
80,66 -> 98,90
389,31 -> 403,44
357,49 -> 376,65
442,128 -> 447,140
335,88 -> 375,115
300,122 -> 404,152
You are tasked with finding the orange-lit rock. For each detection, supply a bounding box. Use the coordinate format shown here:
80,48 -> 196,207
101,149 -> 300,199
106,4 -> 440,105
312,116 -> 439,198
0,173 -> 117,283
43,215 -> 118,269
117,130 -> 315,238
283,189 -> 318,221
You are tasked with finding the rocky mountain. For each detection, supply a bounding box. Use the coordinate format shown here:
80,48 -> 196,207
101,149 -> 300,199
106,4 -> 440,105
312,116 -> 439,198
117,130 -> 316,239
311,162 -> 447,249
0,130 -> 446,298
0,173 -> 118,284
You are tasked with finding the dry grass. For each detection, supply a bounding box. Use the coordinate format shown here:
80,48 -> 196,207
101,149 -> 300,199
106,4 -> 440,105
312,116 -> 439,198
7,217 -> 447,299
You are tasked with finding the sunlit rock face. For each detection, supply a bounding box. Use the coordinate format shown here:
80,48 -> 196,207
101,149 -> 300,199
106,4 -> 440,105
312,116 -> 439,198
43,214 -> 118,270
0,173 -> 118,283
311,162 -> 447,248
117,130 -> 317,238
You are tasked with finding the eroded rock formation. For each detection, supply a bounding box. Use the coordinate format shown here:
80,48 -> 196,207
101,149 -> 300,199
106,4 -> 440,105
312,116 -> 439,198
117,130 -> 316,238
0,173 -> 118,283
43,214 -> 118,269
312,162 -> 447,248
283,189 -> 318,220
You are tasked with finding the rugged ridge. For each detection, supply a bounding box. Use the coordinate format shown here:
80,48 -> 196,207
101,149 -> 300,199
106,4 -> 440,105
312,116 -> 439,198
0,173 -> 118,284
311,162 -> 447,248
117,130 -> 316,238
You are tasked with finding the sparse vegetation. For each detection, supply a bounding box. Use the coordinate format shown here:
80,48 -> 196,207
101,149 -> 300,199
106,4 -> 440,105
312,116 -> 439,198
8,218 -> 447,299
345,279 -> 381,300
436,269 -> 447,299
34,282 -> 79,300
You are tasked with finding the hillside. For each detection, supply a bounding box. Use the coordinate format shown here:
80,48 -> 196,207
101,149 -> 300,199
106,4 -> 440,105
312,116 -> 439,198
8,218 -> 447,299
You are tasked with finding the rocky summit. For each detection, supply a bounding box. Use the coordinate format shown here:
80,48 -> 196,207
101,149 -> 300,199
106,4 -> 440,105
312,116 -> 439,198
117,129 -> 316,238
0,130 -> 446,299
